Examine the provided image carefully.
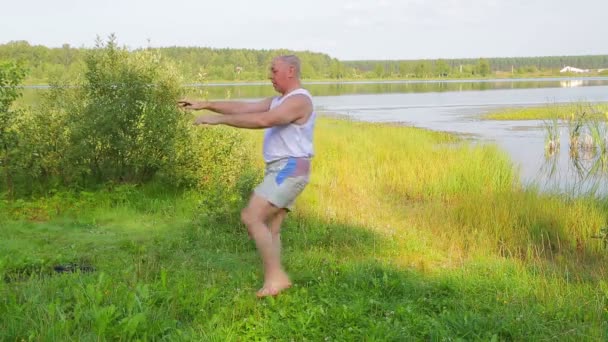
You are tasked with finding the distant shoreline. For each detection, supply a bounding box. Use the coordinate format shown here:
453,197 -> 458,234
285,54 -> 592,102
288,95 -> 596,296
18,76 -> 608,89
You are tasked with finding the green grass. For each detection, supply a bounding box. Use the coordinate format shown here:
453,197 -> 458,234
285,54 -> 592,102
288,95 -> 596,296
1,118 -> 607,340
483,103 -> 608,121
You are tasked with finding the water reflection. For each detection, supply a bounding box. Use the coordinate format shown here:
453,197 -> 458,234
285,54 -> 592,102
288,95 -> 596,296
186,77 -> 608,99
19,77 -> 608,103
560,79 -> 584,88
539,142 -> 608,197
538,108 -> 608,196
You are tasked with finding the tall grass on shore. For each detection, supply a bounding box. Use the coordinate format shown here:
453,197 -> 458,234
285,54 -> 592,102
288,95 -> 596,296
308,119 -> 606,265
1,117 -> 607,340
543,114 -> 561,156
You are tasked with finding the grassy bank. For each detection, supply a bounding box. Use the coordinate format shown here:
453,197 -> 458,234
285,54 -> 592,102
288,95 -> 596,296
483,103 -> 608,121
1,118 -> 607,340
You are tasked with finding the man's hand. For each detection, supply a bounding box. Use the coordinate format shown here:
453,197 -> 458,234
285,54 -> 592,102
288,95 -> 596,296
177,99 -> 208,110
193,114 -> 223,126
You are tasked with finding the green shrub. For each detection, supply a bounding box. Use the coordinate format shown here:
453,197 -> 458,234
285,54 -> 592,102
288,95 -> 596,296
4,36 -> 257,198
67,36 -> 186,183
0,60 -> 27,196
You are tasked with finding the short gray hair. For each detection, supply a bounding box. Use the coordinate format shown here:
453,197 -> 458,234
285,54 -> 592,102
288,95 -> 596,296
276,55 -> 301,78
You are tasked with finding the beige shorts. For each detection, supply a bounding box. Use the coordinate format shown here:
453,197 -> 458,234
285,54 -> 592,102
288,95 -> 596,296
254,157 -> 311,210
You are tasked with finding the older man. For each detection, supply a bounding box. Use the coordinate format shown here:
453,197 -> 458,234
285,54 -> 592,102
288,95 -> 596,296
178,55 -> 315,297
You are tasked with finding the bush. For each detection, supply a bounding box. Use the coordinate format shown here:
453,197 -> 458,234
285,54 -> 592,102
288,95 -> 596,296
68,36 -> 186,183
0,61 -> 27,196
8,81 -> 88,191
4,35 -> 257,198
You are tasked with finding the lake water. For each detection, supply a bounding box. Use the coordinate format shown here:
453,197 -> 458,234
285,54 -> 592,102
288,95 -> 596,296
22,77 -> 608,194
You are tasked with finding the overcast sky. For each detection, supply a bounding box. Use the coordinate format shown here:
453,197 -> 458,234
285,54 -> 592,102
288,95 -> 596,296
2,0 -> 607,60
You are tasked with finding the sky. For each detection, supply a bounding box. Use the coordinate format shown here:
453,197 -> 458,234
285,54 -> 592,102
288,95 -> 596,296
2,0 -> 607,60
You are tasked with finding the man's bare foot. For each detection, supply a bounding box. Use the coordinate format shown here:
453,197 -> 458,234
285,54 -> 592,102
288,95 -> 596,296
256,273 -> 292,298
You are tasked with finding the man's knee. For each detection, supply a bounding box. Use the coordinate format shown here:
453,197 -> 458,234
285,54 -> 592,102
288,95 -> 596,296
241,207 -> 261,227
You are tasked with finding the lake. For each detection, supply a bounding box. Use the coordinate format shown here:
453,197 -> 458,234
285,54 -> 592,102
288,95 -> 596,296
22,77 -> 608,194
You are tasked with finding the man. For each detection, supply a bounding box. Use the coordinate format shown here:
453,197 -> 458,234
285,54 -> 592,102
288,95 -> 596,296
178,55 -> 315,297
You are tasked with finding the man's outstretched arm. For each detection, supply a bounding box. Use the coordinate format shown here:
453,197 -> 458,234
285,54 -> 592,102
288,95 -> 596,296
193,95 -> 312,129
178,97 -> 273,115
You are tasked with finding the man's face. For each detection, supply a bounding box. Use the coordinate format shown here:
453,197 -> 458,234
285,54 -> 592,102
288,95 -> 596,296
269,59 -> 292,93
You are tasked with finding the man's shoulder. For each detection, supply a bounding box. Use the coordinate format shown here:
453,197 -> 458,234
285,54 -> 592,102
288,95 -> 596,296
297,88 -> 312,97
288,88 -> 313,102
284,93 -> 313,108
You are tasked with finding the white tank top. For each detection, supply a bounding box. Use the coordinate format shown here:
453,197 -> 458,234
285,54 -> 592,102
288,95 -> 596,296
263,88 -> 316,163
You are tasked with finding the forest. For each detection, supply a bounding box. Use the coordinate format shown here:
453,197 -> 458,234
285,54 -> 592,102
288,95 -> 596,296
2,39 -> 607,84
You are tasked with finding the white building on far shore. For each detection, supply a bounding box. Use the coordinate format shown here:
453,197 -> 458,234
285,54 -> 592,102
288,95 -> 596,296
560,66 -> 590,73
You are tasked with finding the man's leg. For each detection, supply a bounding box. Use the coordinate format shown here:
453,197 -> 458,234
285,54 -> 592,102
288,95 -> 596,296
267,209 -> 289,285
241,194 -> 291,297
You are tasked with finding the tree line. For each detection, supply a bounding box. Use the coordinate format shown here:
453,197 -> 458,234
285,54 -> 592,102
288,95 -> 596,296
346,56 -> 608,78
1,39 -> 607,84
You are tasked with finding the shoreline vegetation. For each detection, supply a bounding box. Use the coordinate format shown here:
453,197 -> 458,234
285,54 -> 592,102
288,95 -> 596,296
483,103 -> 608,121
1,38 -> 607,340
